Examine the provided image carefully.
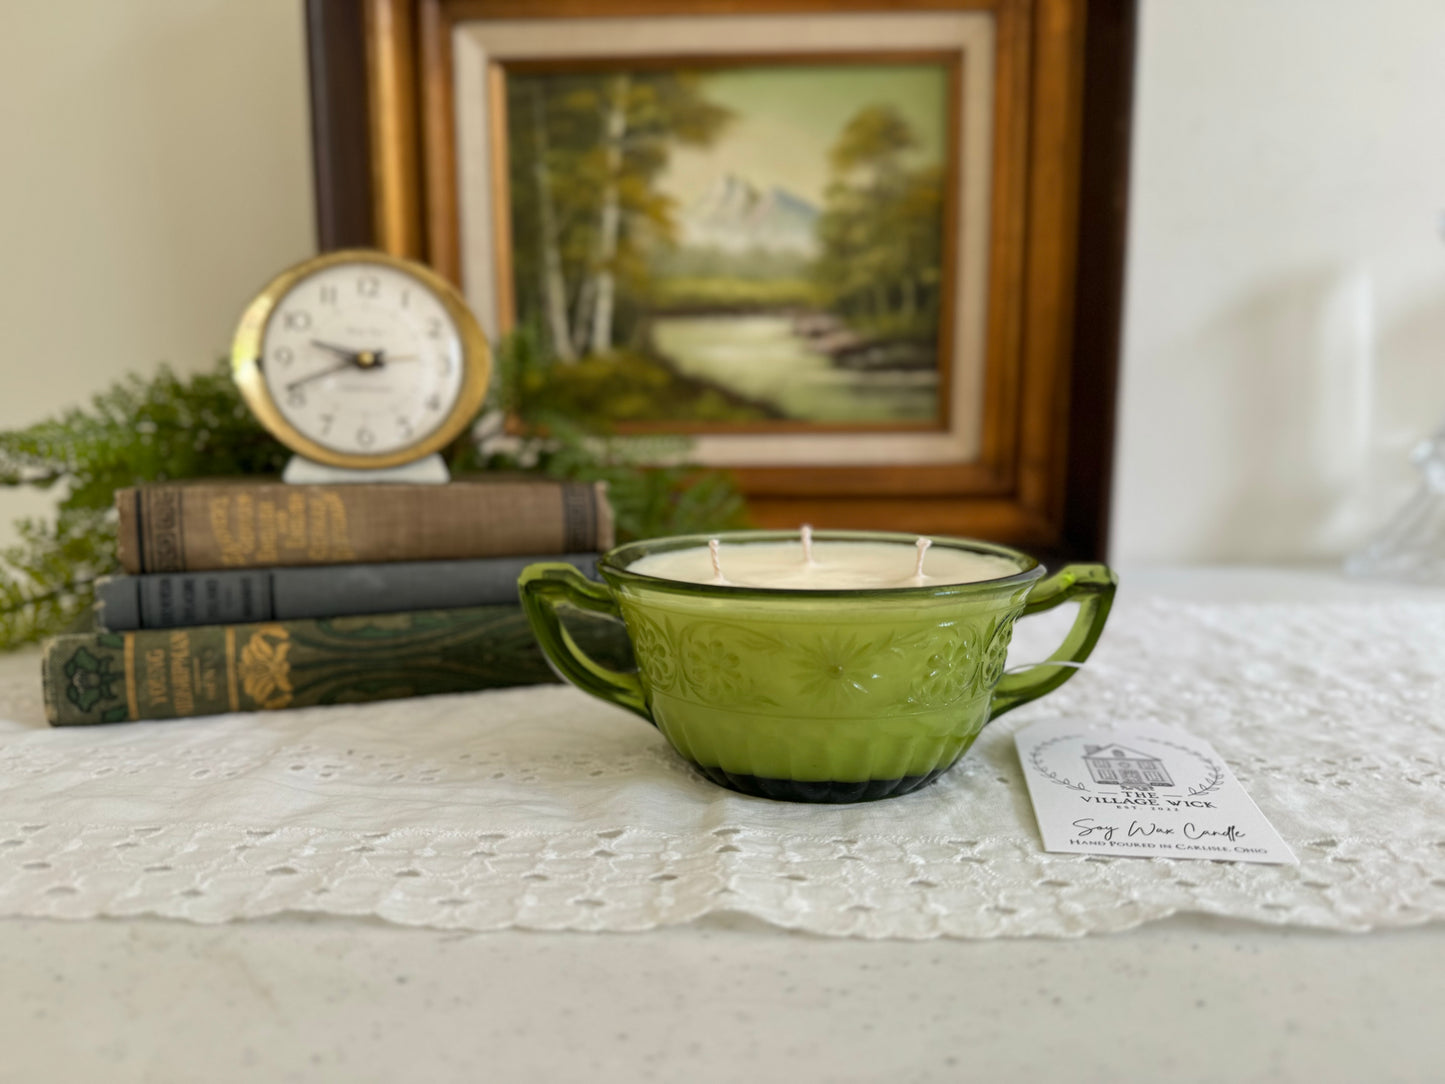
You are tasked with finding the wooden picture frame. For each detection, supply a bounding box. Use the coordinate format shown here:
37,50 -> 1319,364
306,0 -> 1135,559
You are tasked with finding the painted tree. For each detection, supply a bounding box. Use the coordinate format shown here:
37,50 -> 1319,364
894,163 -> 944,321
526,82 -> 576,362
507,70 -> 731,360
828,104 -> 917,183
814,104 -> 943,332
507,75 -> 603,363
582,72 -> 731,353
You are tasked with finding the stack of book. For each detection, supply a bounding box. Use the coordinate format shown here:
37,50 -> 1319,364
41,476 -> 625,725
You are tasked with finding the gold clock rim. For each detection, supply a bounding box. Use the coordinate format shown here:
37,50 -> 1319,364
230,248 -> 492,470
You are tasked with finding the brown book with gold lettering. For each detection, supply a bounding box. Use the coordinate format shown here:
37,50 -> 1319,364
115,477 -> 614,574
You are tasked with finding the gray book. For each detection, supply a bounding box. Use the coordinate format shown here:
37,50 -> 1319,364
95,554 -> 600,631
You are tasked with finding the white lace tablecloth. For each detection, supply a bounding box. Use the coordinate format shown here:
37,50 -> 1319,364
1,600 -> 1443,939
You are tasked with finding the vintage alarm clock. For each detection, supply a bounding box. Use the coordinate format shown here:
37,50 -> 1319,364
231,249 -> 490,483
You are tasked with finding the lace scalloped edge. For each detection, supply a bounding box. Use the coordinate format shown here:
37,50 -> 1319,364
2,818 -> 1443,939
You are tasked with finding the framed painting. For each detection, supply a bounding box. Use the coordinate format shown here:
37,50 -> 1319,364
494,54 -> 961,440
305,0 -> 1135,558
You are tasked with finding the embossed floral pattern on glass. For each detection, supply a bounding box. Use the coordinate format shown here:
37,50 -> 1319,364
621,608 -> 1011,716
982,617 -> 1015,687
790,631 -> 882,706
626,612 -> 677,690
910,628 -> 981,708
681,630 -> 746,701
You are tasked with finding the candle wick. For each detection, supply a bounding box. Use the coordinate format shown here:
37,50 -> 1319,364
913,537 -> 932,581
708,538 -> 730,584
800,524 -> 817,566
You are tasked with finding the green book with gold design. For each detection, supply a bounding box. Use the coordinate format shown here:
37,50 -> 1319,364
40,606 -> 631,725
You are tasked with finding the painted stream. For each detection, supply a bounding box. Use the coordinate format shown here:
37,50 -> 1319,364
649,314 -> 938,424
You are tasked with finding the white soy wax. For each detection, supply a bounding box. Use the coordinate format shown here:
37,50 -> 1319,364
628,535 -> 1021,590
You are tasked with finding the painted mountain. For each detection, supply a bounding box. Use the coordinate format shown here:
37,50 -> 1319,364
679,174 -> 820,256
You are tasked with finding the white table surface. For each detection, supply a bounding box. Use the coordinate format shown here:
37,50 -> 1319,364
4,566 -> 1444,1084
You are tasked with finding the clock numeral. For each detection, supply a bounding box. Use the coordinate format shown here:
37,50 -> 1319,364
282,310 -> 312,331
426,317 -> 444,339
356,426 -> 376,448
424,393 -> 442,412
396,417 -> 414,439
286,389 -> 306,410
319,284 -> 338,305
357,275 -> 381,298
274,346 -> 294,366
319,414 -> 334,436
437,355 -> 453,375
400,290 -> 411,309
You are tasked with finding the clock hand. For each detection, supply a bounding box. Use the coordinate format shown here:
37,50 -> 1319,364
310,339 -> 361,361
311,340 -> 391,369
285,359 -> 355,392
284,349 -> 412,392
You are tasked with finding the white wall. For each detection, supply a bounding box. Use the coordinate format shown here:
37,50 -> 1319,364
0,0 -> 314,542
1113,0 -> 1445,563
2,0 -> 1442,566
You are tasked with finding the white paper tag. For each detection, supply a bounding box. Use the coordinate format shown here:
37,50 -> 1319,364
1014,718 -> 1298,865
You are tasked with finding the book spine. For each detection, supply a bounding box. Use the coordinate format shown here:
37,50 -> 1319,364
41,606 -> 632,725
95,554 -> 600,631
95,571 -> 274,630
115,479 -> 614,573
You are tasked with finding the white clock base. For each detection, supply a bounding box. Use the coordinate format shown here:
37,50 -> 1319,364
281,454 -> 450,486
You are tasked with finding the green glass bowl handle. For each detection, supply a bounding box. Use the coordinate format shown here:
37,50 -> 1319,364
518,563 -> 652,723
989,563 -> 1117,719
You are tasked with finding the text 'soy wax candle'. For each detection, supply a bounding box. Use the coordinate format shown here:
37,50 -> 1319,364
628,530 -> 1019,590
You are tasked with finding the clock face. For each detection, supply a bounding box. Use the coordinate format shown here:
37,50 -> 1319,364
257,262 -> 467,458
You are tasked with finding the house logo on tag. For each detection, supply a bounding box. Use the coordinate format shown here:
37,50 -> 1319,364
1082,744 -> 1174,789
1026,732 -> 1224,799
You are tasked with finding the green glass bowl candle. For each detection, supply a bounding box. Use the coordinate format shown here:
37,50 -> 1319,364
519,530 -> 1116,803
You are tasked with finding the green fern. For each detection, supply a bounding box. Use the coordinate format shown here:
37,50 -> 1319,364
0,364 -> 292,649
